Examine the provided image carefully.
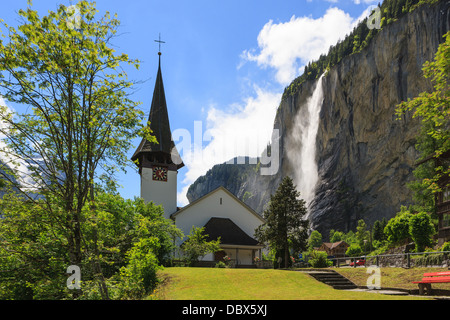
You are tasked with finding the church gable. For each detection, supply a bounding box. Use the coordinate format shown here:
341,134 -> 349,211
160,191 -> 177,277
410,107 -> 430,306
171,187 -> 264,242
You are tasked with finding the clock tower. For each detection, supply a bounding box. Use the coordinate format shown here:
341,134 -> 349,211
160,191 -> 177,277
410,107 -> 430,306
131,51 -> 184,219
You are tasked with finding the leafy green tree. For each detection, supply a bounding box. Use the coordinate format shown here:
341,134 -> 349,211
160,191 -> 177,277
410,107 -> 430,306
346,243 -> 363,257
372,218 -> 387,242
356,219 -> 371,252
396,31 -> 450,197
329,229 -> 344,243
255,176 -> 309,268
409,212 -> 435,252
308,230 -> 323,250
341,230 -> 357,245
384,206 -> 413,244
0,1 -> 154,299
0,192 -> 182,300
182,227 -> 221,266
0,193 -> 70,299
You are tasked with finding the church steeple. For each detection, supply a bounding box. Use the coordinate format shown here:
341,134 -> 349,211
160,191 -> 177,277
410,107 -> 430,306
132,50 -> 182,218
131,52 -> 184,171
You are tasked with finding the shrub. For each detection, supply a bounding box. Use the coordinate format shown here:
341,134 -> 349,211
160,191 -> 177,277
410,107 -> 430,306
441,242 -> 450,252
409,212 -> 435,252
308,251 -> 332,268
117,237 -> 162,299
384,206 -> 413,244
346,244 -> 363,257
215,261 -> 227,268
182,227 -> 221,266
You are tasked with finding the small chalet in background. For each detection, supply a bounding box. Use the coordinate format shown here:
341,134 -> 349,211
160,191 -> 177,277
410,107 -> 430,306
318,241 -> 349,258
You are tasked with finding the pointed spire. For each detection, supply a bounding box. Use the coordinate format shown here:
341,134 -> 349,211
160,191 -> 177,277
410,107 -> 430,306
131,53 -> 184,170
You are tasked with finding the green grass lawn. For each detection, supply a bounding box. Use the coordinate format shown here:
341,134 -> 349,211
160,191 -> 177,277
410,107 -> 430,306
335,267 -> 450,291
152,267 -> 430,300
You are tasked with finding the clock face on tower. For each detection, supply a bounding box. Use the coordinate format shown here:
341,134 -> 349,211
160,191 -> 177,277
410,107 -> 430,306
152,166 -> 168,182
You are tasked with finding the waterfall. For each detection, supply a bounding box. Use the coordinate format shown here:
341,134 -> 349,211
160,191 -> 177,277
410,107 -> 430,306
287,74 -> 325,211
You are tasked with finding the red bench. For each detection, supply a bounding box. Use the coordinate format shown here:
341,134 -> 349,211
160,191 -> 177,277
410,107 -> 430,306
412,271 -> 450,295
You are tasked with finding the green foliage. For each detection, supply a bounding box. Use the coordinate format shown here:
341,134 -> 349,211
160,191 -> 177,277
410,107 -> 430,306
346,244 -> 363,257
0,1 -> 156,299
0,194 -> 71,299
396,31 -> 450,196
384,206 -> 413,244
255,176 -> 309,268
215,261 -> 227,268
0,1 -> 150,195
329,229 -> 343,243
116,237 -> 161,299
342,230 -> 358,245
441,241 -> 450,251
409,212 -> 435,252
356,219 -> 371,252
372,218 -> 388,242
308,250 -> 333,268
308,230 -> 323,250
0,192 -> 183,300
181,227 -> 221,266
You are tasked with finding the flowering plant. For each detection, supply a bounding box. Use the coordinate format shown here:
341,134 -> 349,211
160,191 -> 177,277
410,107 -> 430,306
254,257 -> 260,262
223,255 -> 231,262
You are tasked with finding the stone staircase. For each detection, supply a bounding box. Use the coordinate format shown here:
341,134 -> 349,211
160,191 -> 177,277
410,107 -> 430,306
302,270 -> 358,290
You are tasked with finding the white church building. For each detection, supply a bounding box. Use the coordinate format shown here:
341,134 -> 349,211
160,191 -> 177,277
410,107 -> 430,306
131,52 -> 265,267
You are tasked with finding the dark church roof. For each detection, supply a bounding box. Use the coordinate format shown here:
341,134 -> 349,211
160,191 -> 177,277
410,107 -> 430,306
131,53 -> 184,169
203,217 -> 260,246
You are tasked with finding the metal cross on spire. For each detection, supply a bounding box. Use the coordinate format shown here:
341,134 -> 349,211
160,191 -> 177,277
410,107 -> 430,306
154,33 -> 165,55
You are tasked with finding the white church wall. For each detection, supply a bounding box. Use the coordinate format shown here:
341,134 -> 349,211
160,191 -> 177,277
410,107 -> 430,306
202,253 -> 214,261
141,168 -> 178,220
174,188 -> 264,243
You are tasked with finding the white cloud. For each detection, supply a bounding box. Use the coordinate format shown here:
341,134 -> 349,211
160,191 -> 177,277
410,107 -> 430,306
176,87 -> 281,206
177,5 -> 378,206
241,7 -> 363,85
0,96 -> 35,189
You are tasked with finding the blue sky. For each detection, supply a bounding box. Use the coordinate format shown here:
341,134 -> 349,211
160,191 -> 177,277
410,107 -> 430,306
0,0 -> 379,205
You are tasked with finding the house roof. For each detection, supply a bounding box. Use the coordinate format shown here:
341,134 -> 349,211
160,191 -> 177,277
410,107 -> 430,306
171,186 -> 265,223
203,217 -> 260,246
321,241 -> 349,250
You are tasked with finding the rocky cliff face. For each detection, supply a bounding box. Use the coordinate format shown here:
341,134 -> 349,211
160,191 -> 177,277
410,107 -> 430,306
187,1 -> 450,238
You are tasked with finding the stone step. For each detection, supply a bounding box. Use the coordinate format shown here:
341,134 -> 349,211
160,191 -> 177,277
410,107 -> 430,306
300,270 -> 358,290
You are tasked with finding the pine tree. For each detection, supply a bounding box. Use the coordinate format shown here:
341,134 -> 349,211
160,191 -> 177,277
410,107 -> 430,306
255,176 -> 309,268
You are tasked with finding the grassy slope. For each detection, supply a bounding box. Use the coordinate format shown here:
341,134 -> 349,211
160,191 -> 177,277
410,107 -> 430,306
335,267 -> 450,291
153,267 -> 430,300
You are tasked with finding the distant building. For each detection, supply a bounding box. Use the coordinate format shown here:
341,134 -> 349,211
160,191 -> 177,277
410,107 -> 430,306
318,241 -> 349,257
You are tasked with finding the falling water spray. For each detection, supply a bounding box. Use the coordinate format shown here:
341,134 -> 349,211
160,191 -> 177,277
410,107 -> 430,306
287,74 -> 325,212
